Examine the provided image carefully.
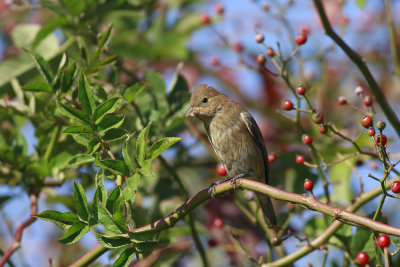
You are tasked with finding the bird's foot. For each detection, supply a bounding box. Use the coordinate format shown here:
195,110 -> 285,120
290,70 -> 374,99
230,172 -> 253,190
208,177 -> 231,197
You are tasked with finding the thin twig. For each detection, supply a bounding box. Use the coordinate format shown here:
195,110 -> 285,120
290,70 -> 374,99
313,0 -> 400,137
0,193 -> 38,267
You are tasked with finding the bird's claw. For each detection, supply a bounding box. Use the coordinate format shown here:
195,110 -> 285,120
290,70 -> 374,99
208,182 -> 217,198
230,178 -> 238,190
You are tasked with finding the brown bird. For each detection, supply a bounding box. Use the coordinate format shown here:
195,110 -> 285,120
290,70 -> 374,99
187,84 -> 276,227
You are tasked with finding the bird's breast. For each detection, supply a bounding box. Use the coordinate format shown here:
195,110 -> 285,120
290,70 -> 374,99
206,115 -> 264,179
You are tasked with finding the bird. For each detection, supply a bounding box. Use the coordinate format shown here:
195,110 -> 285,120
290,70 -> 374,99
186,84 -> 276,227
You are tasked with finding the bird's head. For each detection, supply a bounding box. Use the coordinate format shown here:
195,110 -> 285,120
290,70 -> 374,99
187,84 -> 223,121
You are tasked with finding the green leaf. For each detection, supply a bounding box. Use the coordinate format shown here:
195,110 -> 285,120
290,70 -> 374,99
87,138 -> 101,154
34,210 -> 79,226
57,102 -> 91,124
63,125 -> 94,134
356,0 -> 367,8
96,200 -> 125,234
136,241 -> 158,253
167,68 -> 190,114
98,160 -> 130,176
52,53 -> 68,89
24,82 -> 53,92
33,17 -> 71,47
93,97 -> 121,124
73,181 -> 90,221
122,135 -> 135,172
123,83 -> 146,102
146,137 -> 182,161
103,128 -> 126,141
138,159 -> 152,176
304,216 -> 326,239
112,197 -> 127,230
113,247 -> 135,267
96,234 -> 132,249
93,185 -> 107,221
350,229 -> 375,259
62,0 -> 86,16
106,186 -> 121,213
136,122 -> 152,167
329,161 -> 353,205
97,115 -> 125,134
58,221 -> 89,245
122,173 -> 140,201
93,24 -> 113,60
67,154 -> 95,167
72,134 -> 92,146
79,73 -> 96,115
145,70 -> 168,113
24,48 -> 54,84
61,63 -> 76,93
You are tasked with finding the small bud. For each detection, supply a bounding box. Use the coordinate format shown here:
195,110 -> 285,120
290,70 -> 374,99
355,86 -> 364,95
376,120 -> 386,131
254,32 -> 265,43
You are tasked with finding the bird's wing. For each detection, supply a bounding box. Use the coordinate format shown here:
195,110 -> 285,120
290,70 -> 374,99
240,112 -> 270,183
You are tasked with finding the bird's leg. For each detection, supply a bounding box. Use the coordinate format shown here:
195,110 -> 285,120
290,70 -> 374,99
208,171 -> 253,197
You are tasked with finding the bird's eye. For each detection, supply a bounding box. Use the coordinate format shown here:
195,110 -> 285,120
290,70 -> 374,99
202,97 -> 208,103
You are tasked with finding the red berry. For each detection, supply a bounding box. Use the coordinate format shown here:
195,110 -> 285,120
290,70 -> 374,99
210,56 -> 219,66
338,96 -> 347,105
216,163 -> 227,176
340,16 -> 349,26
304,179 -> 313,191
391,181 -> 400,193
319,124 -> 328,134
201,13 -> 211,24
375,134 -> 387,146
377,234 -> 390,248
256,54 -> 266,65
296,85 -> 305,95
213,217 -> 224,229
356,252 -> 369,265
282,100 -> 294,110
360,115 -> 373,129
266,48 -> 275,57
208,238 -> 217,247
312,112 -> 324,124
302,134 -> 313,145
355,86 -> 364,95
254,33 -> 265,43
296,154 -> 305,164
368,127 -> 375,136
214,3 -> 224,14
233,42 -> 243,52
295,32 -> 307,45
268,154 -> 276,163
363,96 -> 372,107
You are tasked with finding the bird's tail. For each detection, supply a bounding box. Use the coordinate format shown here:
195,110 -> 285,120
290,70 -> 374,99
256,192 -> 276,228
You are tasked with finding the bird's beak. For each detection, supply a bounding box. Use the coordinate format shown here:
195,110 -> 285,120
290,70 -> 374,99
186,106 -> 199,117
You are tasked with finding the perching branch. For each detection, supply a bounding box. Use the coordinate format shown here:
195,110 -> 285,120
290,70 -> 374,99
0,193 -> 38,267
313,0 -> 400,137
132,178 -> 400,236
71,177 -> 400,266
